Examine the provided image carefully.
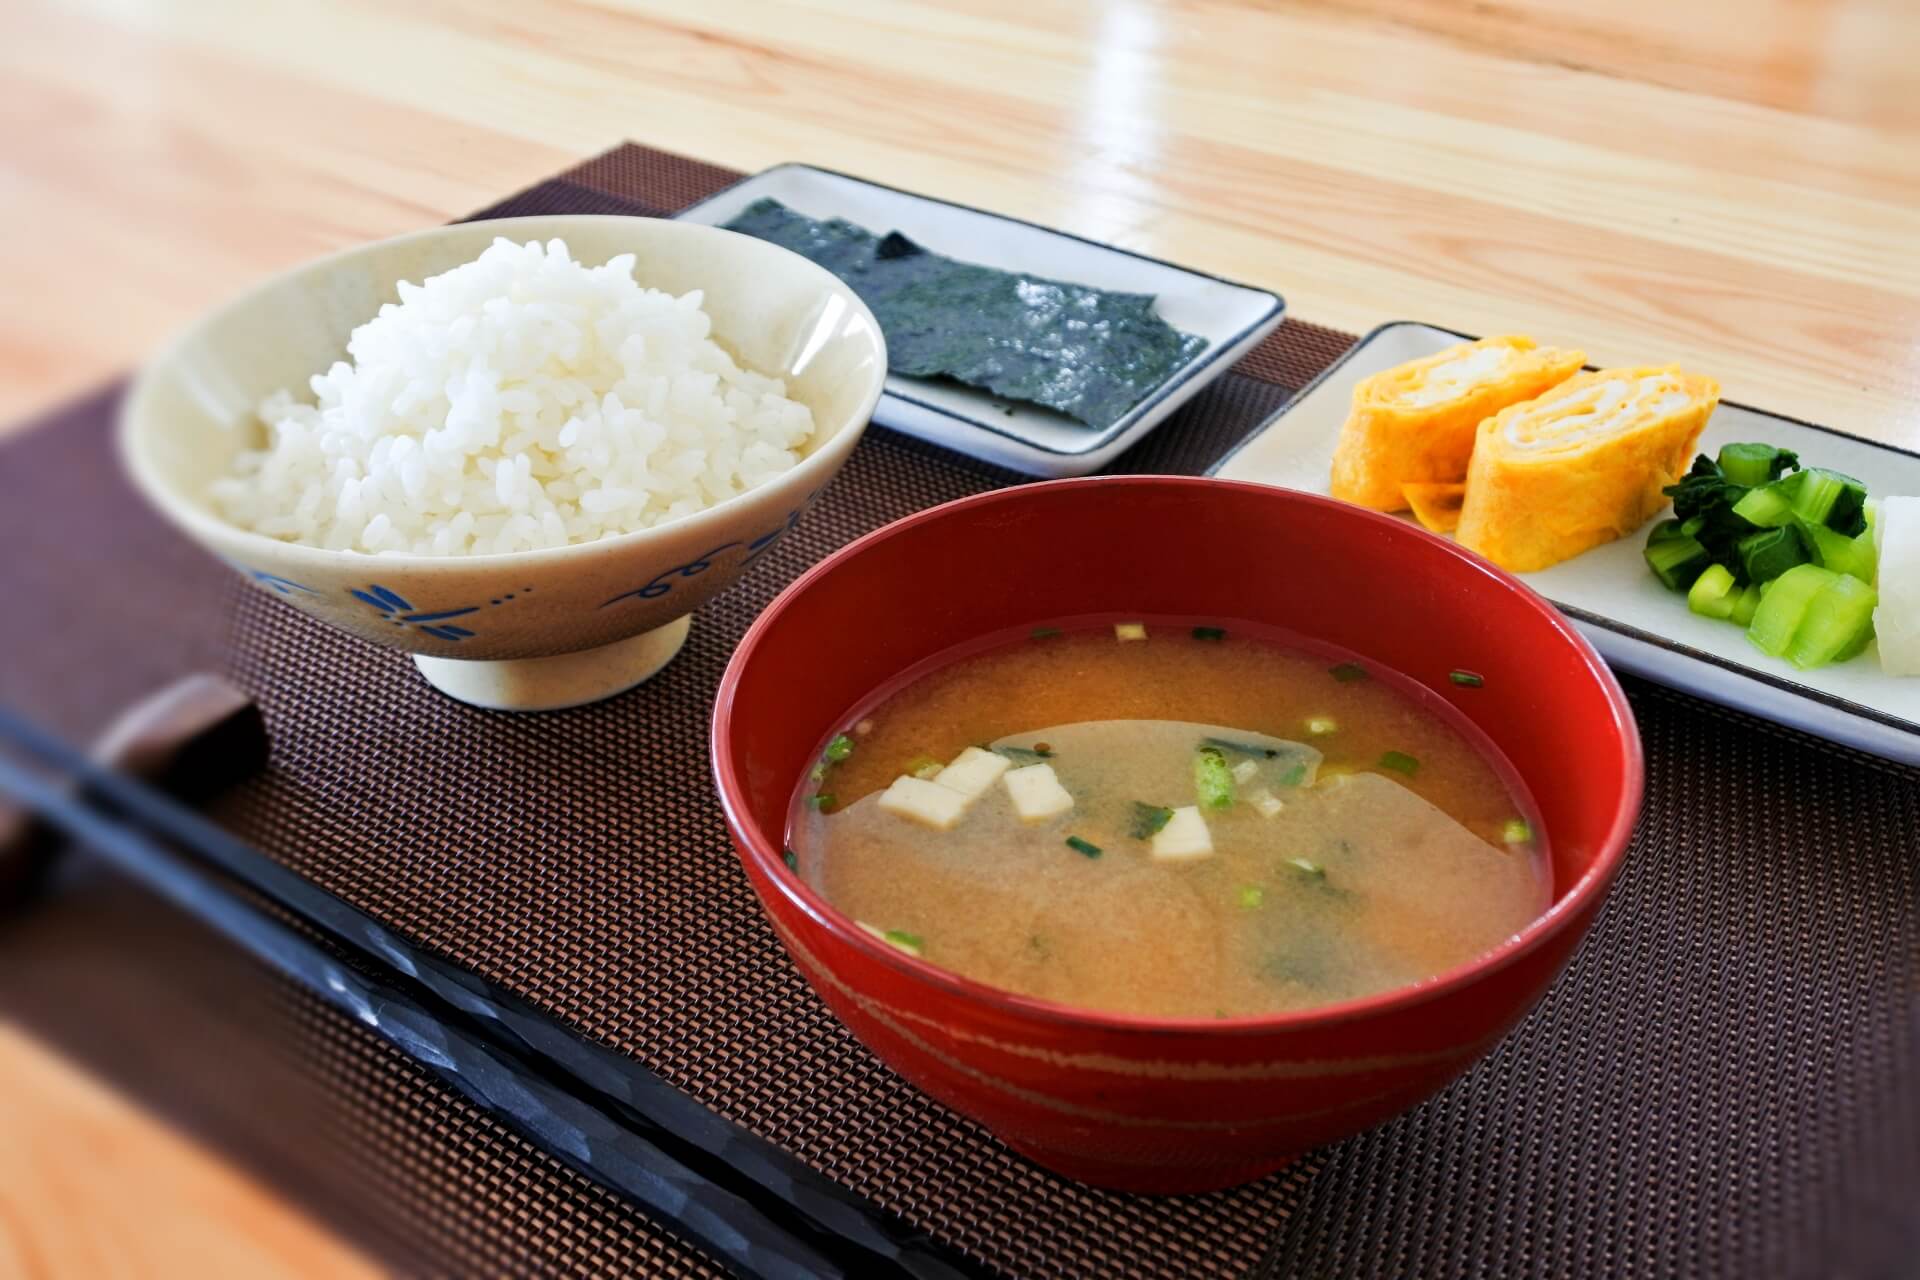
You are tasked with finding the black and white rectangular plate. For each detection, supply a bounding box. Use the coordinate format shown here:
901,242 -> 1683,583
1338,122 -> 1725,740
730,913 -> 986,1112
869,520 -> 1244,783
1212,320 -> 1920,767
677,163 -> 1285,477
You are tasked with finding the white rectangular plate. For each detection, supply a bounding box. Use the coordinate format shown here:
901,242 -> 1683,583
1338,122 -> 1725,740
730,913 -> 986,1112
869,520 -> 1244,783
676,164 -> 1284,477
1212,320 -> 1920,766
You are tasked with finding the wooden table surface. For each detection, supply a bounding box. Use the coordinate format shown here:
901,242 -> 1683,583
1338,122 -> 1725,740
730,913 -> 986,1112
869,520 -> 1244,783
1,0 -> 1915,1272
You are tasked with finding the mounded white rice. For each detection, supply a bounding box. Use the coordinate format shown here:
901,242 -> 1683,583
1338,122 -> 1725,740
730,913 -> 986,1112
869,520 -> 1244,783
211,237 -> 816,556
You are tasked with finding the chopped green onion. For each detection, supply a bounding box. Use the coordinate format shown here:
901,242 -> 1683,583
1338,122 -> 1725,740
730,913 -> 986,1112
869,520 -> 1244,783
1065,835 -> 1103,858
1278,763 -> 1308,787
1193,747 -> 1236,809
1377,750 -> 1420,777
1448,670 -> 1485,688
1030,625 -> 1061,639
883,929 -> 924,954
824,734 -> 855,763
993,743 -> 1054,764
1191,626 -> 1227,641
1304,716 -> 1338,736
1330,661 -> 1368,683
1502,819 -> 1533,845
905,753 -> 943,780
1236,885 -> 1265,909
1128,802 -> 1174,839
808,762 -> 828,783
1114,622 -> 1147,641
807,793 -> 836,812
782,848 -> 798,871
1287,857 -> 1325,878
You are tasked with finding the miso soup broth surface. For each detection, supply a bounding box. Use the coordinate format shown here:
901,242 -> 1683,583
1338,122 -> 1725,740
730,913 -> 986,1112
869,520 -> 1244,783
789,623 -> 1548,1018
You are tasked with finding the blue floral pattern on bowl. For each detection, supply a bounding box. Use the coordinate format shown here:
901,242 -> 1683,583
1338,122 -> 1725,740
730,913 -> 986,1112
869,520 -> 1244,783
234,493 -> 816,639
240,567 -> 318,596
598,499 -> 812,610
350,583 -> 485,641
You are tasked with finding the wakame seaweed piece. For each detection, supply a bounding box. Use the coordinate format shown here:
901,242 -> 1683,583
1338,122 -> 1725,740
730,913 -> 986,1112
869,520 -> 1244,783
721,198 -> 1206,429
1200,735 -> 1281,759
1128,802 -> 1175,839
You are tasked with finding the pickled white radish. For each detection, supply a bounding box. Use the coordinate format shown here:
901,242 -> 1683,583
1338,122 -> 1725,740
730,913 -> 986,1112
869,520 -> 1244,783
1874,497 -> 1920,676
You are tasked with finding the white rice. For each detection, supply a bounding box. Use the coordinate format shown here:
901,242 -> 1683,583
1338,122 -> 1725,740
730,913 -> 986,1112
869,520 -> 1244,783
211,237 -> 815,556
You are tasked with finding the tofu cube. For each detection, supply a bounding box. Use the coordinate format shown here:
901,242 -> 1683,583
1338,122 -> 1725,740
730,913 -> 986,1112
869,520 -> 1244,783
1230,759 -> 1259,785
933,746 -> 1011,800
1248,787 -> 1284,819
1150,805 -> 1214,860
877,775 -> 969,830
1002,763 -> 1074,823
1114,622 -> 1147,642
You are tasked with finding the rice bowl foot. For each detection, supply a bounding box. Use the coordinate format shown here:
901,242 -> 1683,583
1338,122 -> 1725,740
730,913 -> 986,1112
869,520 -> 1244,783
413,614 -> 693,711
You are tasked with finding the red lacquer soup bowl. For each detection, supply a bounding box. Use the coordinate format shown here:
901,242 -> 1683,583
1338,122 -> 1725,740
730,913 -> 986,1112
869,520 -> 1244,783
711,476 -> 1642,1194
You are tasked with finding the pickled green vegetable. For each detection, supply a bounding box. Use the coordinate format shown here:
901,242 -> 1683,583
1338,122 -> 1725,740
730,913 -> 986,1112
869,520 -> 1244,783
1748,564 -> 1832,657
1735,525 -> 1808,584
1687,564 -> 1739,619
1786,573 -> 1877,669
1717,442 -> 1799,488
1646,526 -> 1712,592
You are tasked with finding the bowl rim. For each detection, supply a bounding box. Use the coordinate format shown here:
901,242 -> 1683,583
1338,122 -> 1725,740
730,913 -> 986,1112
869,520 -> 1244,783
712,474 -> 1645,1037
117,214 -> 888,573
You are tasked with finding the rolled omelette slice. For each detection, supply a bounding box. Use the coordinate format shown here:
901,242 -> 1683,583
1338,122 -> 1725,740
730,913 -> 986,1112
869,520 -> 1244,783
1402,482 -> 1467,534
1329,335 -> 1586,511
1455,365 -> 1721,573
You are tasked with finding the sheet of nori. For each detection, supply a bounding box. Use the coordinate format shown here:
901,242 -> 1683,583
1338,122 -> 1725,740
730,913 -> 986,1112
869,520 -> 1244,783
724,198 -> 1206,429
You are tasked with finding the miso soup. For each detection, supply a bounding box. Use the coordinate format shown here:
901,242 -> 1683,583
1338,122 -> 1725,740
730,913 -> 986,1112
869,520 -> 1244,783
787,621 -> 1547,1019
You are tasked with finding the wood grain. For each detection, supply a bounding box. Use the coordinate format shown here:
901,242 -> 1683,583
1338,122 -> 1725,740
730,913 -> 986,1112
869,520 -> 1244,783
0,1024 -> 380,1279
3,0 -> 1919,443
0,0 -> 1915,1269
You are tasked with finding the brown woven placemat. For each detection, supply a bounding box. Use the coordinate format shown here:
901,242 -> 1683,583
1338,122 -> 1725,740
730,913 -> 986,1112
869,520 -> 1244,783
1,143 -> 1914,1279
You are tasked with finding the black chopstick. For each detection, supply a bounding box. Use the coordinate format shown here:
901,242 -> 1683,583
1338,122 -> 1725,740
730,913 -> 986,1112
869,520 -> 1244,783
0,706 -> 979,1280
